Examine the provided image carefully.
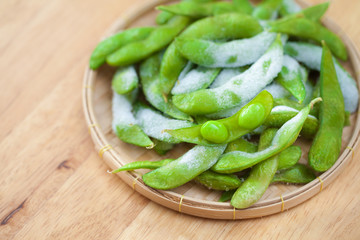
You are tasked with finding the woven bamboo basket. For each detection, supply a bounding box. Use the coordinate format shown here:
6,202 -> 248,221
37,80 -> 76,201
82,0 -> 360,219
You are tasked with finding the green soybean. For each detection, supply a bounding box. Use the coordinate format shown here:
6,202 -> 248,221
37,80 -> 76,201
200,121 -> 229,144
277,145 -> 302,170
106,16 -> 191,66
281,2 -> 329,22
167,90 -> 273,145
111,65 -> 138,95
272,164 -> 316,184
264,105 -> 319,139
275,55 -> 306,103
139,52 -> 192,120
159,13 -> 263,107
252,0 -> 282,20
212,97 -> 322,173
174,31 -> 277,68
156,11 -> 175,25
225,138 -> 258,153
89,27 -> 154,69
279,0 -> 301,16
233,0 -> 253,14
157,1 -> 239,19
231,128 -> 279,209
111,159 -> 175,173
112,90 -> 153,148
134,103 -> 194,143
269,17 -> 348,60
195,171 -> 242,191
219,189 -> 236,202
172,35 -> 283,115
153,139 -> 175,155
142,144 -> 226,190
309,42 -> 345,172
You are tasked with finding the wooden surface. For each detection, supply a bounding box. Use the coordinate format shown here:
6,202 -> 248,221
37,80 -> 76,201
1,0 -> 360,238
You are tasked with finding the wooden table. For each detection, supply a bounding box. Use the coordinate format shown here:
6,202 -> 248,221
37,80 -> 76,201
1,0 -> 360,239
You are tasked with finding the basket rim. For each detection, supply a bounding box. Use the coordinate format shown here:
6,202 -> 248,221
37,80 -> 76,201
82,0 -> 360,219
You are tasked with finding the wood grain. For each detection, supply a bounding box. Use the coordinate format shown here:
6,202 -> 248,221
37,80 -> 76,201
0,0 -> 360,238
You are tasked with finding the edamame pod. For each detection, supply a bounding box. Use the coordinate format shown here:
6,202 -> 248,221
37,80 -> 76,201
280,2 -> 329,22
210,67 -> 247,89
264,105 -> 319,139
225,138 -> 258,153
142,144 -> 226,190
174,31 -> 277,68
275,55 -> 306,103
171,66 -> 220,95
173,35 -> 283,115
219,189 -> 236,202
134,103 -> 194,143
279,0 -> 301,16
195,171 -> 242,191
309,42 -> 345,172
269,17 -> 347,60
272,164 -> 316,183
212,97 -> 322,173
156,11 -> 175,25
111,65 -> 138,95
153,139 -> 175,155
112,91 -> 153,148
277,145 -> 301,170
252,0 -> 282,20
167,90 -> 273,145
139,52 -> 192,120
231,128 -> 279,209
157,2 -> 239,19
107,16 -> 191,66
160,13 -> 263,105
233,0 -> 253,14
284,41 -> 358,112
89,27 -> 154,69
111,159 -> 175,173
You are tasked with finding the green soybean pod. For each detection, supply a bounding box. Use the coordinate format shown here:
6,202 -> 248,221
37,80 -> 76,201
159,13 -> 263,103
309,42 -> 345,172
172,35 -> 283,115
111,65 -> 138,95
167,90 -> 273,145
264,105 -> 319,139
211,97 -> 322,173
153,139 -> 175,155
112,90 -> 153,148
252,0 -> 282,20
275,55 -> 306,103
279,0 -> 301,16
106,16 -> 191,66
219,189 -> 236,202
225,138 -> 258,153
233,0 -> 253,14
139,52 -> 192,121
231,128 -> 279,209
285,2 -> 329,22
89,27 -> 154,69
272,164 -> 316,184
142,144 -> 226,190
269,17 -> 347,60
156,11 -> 175,25
111,159 -> 176,173
195,171 -> 242,191
157,2 -> 238,19
277,145 -> 302,170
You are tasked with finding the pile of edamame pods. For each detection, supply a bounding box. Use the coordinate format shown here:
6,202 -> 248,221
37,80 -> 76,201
90,0 -> 359,209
